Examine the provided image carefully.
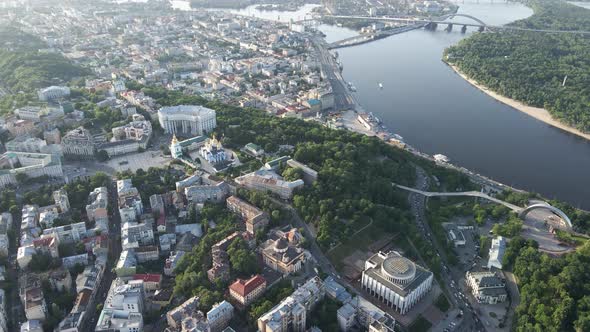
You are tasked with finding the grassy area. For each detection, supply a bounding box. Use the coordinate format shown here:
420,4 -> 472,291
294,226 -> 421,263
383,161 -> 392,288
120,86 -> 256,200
409,315 -> 432,332
435,294 -> 450,312
327,223 -> 393,270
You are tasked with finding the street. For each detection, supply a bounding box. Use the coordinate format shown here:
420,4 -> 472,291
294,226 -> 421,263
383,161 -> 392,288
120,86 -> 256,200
83,179 -> 123,331
409,166 -> 485,332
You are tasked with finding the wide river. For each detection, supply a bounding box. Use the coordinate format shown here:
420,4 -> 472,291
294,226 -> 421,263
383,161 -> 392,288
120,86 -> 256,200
172,1 -> 590,209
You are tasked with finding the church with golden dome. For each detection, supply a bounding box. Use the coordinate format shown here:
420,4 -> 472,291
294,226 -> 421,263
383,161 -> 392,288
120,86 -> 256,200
199,135 -> 227,165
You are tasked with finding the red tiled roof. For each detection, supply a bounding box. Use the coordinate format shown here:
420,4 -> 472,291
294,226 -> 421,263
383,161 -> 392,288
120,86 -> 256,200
33,237 -> 56,248
133,273 -> 162,283
229,274 -> 266,297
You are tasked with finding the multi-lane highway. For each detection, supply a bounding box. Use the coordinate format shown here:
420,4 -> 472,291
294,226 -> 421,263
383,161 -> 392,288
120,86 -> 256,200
409,167 -> 485,332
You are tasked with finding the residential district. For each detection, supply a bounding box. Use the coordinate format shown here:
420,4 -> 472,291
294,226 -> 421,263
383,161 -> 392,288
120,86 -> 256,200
0,0 -> 583,332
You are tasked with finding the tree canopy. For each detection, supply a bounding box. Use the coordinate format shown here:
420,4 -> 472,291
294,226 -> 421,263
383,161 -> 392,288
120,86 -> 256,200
445,0 -> 590,132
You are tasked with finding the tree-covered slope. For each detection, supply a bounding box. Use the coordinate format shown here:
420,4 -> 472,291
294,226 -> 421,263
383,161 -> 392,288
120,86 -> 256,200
445,0 -> 590,132
0,27 -> 89,114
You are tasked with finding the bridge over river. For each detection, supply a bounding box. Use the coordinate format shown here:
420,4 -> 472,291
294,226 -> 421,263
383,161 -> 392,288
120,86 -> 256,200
313,13 -> 590,48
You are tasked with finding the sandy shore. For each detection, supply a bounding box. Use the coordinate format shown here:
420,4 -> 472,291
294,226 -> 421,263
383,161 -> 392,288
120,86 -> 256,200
448,64 -> 590,141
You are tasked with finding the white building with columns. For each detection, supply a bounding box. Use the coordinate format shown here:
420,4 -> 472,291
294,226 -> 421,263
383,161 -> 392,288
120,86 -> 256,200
361,251 -> 433,315
158,105 -> 216,136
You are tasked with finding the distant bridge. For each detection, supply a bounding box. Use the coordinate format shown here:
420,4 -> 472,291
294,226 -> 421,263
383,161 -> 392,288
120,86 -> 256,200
328,23 -> 425,49
393,183 -> 574,229
319,14 -> 590,35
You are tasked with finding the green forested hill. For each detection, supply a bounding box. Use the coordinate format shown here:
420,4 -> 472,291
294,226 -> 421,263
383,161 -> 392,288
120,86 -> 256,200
445,0 -> 590,132
0,50 -> 88,93
0,27 -> 89,114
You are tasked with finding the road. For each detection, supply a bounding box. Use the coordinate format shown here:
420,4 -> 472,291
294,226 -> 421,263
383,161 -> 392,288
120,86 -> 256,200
83,179 -> 123,331
312,36 -> 359,112
409,167 -> 485,332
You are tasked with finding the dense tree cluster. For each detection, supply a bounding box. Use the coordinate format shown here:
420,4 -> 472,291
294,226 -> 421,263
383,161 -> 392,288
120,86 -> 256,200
492,214 -> 523,237
0,26 -> 89,115
117,167 -> 181,204
173,204 -> 239,311
62,172 -> 111,210
445,0 -> 590,132
505,238 -> 590,331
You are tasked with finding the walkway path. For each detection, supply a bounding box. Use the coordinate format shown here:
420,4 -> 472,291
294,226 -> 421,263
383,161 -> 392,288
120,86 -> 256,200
393,183 -> 523,211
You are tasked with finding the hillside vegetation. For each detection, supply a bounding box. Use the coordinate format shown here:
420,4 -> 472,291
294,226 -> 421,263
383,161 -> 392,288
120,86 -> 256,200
445,0 -> 590,132
0,27 -> 88,114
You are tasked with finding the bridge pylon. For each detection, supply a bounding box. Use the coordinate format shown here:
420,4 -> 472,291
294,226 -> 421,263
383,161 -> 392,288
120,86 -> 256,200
445,23 -> 453,32
461,25 -> 467,33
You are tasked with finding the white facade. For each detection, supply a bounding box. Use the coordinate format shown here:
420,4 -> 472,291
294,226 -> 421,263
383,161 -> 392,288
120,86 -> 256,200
487,236 -> 506,270
258,277 -> 324,332
0,152 -> 63,188
42,222 -> 87,243
158,105 -> 216,136
38,86 -> 70,101
206,301 -> 233,332
361,251 -> 433,315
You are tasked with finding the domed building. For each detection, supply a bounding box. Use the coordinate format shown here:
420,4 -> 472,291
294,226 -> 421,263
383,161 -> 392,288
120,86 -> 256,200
361,251 -> 433,315
261,230 -> 306,275
199,135 -> 227,165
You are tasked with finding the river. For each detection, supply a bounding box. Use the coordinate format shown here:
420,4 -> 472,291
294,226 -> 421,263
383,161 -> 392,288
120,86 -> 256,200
171,1 -> 590,209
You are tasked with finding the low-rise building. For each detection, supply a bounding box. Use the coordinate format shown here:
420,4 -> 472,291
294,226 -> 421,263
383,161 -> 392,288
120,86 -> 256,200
261,229 -> 305,275
244,143 -> 264,157
207,301 -> 234,332
133,274 -> 162,292
164,251 -> 185,276
115,250 -> 137,277
226,196 -> 269,236
42,222 -> 87,243
257,277 -> 324,332
95,310 -> 143,332
185,182 -> 229,204
135,245 -> 159,263
445,223 -> 466,247
61,127 -> 95,158
38,86 -> 70,101
229,275 -> 267,306
24,288 -> 47,321
166,296 -> 200,329
86,187 -> 108,227
286,159 -> 318,185
235,169 -> 303,199
487,236 -> 506,270
361,251 -> 433,315
0,152 -> 63,188
466,271 -> 508,304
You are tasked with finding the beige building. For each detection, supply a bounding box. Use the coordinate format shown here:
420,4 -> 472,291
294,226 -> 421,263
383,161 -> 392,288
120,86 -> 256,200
62,127 -> 95,158
361,251 -> 433,315
229,275 -> 267,306
257,277 -> 324,332
235,170 -> 303,199
261,230 -> 305,275
226,196 -> 269,235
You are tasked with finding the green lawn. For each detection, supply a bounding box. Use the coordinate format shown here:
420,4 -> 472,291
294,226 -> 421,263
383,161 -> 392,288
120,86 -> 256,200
327,223 -> 393,270
409,315 -> 432,332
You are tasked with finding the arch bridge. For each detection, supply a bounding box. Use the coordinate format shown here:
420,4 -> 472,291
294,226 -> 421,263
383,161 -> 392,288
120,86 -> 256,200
393,183 -> 574,230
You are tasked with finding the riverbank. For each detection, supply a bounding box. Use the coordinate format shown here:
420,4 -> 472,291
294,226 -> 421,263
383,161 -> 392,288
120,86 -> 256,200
448,63 -> 590,142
